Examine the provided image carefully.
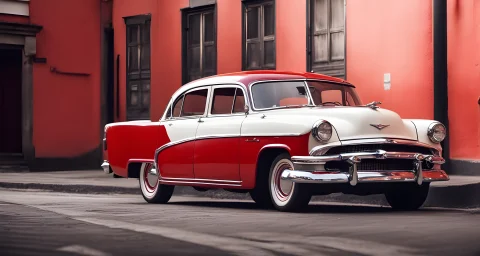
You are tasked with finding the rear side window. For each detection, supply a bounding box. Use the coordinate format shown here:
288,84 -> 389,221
181,89 -> 208,117
172,96 -> 184,117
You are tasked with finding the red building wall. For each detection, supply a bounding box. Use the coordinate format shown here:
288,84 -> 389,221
447,0 -> 480,161
276,0 -> 306,71
345,0 -> 434,119
29,0 -> 101,158
216,0 -> 242,74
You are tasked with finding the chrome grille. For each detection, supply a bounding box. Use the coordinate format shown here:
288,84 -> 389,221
325,144 -> 433,155
324,144 -> 435,171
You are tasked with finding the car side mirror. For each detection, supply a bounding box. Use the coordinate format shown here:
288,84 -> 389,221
244,105 -> 250,115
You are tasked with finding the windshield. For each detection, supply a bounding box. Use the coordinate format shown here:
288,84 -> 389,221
250,80 -> 362,110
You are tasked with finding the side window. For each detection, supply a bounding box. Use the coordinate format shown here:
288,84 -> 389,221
233,88 -> 245,113
211,88 -> 236,115
165,96 -> 184,119
181,89 -> 208,117
172,96 -> 184,117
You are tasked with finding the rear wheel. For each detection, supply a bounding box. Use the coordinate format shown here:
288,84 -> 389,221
268,153 -> 312,212
139,162 -> 174,204
385,182 -> 430,210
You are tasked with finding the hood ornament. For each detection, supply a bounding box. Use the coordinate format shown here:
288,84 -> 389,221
370,124 -> 390,130
365,101 -> 382,110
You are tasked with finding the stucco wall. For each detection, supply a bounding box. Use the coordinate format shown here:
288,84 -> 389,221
30,0 -> 101,158
345,0 -> 434,120
447,0 -> 480,161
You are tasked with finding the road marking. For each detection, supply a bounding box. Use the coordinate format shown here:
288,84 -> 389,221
57,245 -> 111,256
74,217 -> 322,256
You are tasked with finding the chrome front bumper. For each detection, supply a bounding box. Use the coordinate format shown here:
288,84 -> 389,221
282,150 -> 449,186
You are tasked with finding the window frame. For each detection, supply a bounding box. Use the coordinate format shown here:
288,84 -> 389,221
166,86 -> 211,121
306,0 -> 346,79
181,4 -> 218,85
207,84 -> 248,117
241,0 -> 276,71
124,14 -> 152,121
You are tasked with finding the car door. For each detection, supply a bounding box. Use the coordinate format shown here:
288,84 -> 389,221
193,85 -> 247,181
158,86 -> 210,179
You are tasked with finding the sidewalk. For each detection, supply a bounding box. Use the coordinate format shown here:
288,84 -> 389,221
1,169 -> 479,209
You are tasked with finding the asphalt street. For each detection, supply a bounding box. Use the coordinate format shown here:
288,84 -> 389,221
0,188 -> 479,256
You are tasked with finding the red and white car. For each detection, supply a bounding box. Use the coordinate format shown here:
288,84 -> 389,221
102,71 -> 449,212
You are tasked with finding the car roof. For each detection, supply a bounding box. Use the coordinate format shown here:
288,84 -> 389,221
172,70 -> 354,100
188,70 -> 351,86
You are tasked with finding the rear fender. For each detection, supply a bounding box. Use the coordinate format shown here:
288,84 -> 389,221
127,159 -> 154,178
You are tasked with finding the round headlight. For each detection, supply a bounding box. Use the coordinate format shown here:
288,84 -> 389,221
427,122 -> 446,143
312,120 -> 333,143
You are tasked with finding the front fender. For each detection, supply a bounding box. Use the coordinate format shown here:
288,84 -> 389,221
407,119 -> 444,155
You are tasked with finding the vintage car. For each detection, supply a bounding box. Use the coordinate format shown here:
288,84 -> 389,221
101,70 -> 449,212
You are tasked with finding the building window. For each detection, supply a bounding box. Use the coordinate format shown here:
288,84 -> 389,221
307,0 -> 345,78
182,6 -> 216,84
242,0 -> 275,70
125,15 -> 151,120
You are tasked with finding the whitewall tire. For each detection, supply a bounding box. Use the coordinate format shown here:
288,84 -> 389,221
268,153 -> 312,212
139,162 -> 174,204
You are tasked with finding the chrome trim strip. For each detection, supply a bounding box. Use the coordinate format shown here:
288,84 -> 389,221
309,141 -> 342,155
159,180 -> 243,187
293,150 -> 445,165
309,138 -> 440,156
281,170 -> 449,184
160,177 -> 241,184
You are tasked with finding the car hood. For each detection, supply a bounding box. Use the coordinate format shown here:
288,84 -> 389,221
263,106 -> 418,141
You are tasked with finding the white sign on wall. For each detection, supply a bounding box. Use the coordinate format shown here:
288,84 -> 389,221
384,73 -> 391,91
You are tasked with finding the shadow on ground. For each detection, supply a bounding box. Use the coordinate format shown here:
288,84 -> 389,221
166,200 -> 461,214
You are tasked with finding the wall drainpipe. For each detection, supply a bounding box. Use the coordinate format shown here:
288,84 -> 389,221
433,0 -> 450,170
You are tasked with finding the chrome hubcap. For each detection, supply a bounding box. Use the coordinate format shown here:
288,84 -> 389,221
272,159 -> 294,203
142,163 -> 159,193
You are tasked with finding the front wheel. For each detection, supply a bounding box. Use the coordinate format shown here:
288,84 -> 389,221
268,153 -> 312,212
385,182 -> 430,211
139,162 -> 174,204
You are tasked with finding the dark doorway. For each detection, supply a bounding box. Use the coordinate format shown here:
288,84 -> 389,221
0,47 -> 23,154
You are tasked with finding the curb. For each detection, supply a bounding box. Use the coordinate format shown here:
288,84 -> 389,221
0,182 -> 478,209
